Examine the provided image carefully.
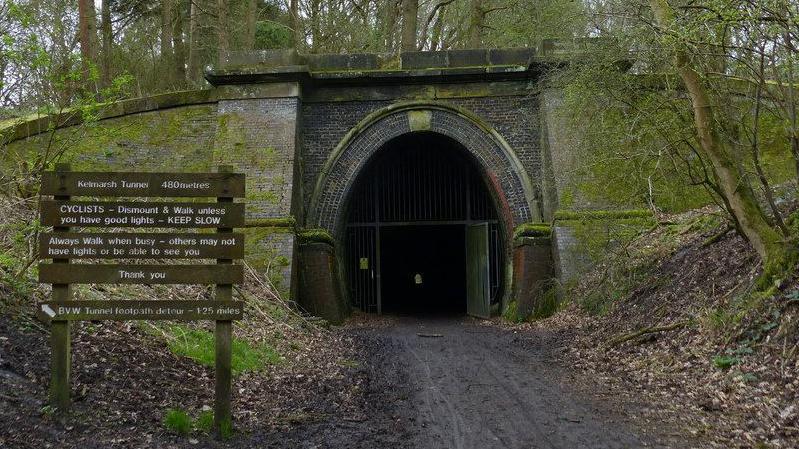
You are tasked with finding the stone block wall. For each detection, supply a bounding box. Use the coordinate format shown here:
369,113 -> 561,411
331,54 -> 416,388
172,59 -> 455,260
552,226 -> 592,286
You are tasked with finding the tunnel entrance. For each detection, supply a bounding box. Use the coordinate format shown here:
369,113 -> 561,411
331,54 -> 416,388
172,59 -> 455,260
344,132 -> 503,316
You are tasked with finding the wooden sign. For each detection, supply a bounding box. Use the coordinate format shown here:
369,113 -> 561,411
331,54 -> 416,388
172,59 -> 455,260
38,300 -> 244,321
39,264 -> 244,284
39,166 -> 245,436
39,232 -> 245,259
41,171 -> 245,197
40,201 -> 245,228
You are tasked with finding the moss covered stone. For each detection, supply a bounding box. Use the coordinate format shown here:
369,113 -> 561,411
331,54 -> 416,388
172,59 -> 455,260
297,229 -> 335,246
554,209 -> 654,221
513,223 -> 552,240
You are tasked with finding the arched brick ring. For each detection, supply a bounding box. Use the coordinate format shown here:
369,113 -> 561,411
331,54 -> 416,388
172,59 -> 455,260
309,102 -> 537,235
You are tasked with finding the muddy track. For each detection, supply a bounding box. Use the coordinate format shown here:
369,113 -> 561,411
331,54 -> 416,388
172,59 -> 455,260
1,315 -> 693,448
346,316 -> 686,449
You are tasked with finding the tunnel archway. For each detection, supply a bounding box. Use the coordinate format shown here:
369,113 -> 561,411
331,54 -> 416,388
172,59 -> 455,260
343,132 -> 504,316
308,103 -> 540,317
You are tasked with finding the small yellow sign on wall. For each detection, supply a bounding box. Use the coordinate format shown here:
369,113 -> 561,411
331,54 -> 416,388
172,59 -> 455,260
359,257 -> 369,270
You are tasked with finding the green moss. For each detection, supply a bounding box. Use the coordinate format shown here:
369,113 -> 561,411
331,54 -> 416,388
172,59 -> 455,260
240,225 -> 295,296
298,228 -> 335,246
554,209 -> 653,221
245,216 -> 296,229
513,223 -> 551,240
4,105 -> 217,176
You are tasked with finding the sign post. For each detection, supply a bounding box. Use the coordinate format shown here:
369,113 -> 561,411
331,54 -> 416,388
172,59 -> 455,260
39,166 -> 245,437
215,165 -> 234,436
50,163 -> 72,411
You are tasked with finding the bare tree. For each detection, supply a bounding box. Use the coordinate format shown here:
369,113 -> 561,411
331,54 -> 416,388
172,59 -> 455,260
101,0 -> 112,88
648,0 -> 792,270
77,0 -> 97,85
217,0 -> 230,66
401,0 -> 418,51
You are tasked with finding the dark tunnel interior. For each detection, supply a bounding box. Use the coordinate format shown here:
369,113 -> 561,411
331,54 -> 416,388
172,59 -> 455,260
344,132 -> 502,316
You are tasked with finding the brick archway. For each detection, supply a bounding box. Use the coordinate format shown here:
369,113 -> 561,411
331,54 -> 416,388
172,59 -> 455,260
309,102 -> 537,235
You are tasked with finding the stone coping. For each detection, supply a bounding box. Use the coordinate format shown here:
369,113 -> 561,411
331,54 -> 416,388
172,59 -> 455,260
205,48 -> 547,85
1,89 -> 217,144
219,48 -> 536,71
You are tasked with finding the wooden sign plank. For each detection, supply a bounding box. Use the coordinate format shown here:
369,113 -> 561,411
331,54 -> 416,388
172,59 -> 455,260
39,232 -> 245,259
38,264 -> 244,284
41,172 -> 245,198
38,300 -> 245,321
40,201 -> 245,228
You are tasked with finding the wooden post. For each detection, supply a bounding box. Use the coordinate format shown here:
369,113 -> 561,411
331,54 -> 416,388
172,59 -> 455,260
50,163 -> 72,412
214,165 -> 234,437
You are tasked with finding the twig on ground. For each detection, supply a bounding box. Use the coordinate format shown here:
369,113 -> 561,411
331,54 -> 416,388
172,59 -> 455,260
606,320 -> 689,348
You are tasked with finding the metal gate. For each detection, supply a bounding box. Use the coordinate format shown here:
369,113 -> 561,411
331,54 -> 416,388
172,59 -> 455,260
345,133 -> 502,314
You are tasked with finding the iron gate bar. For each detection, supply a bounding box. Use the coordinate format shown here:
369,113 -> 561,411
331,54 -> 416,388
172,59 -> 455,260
345,134 -> 503,313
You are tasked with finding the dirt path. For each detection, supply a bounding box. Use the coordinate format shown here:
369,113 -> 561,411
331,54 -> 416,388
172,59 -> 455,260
347,316 -> 687,449
1,315 -> 693,448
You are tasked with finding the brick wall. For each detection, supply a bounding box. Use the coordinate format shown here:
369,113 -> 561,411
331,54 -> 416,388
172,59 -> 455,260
300,96 -> 541,232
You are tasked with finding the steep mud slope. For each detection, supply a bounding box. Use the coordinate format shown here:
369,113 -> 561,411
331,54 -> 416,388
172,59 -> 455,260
527,208 -> 799,448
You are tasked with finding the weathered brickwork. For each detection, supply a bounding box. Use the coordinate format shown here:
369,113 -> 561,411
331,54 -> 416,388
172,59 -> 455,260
446,96 -> 541,186
300,95 -> 542,224
309,107 -> 534,234
300,100 -> 392,213
216,97 -> 298,219
4,104 -> 219,173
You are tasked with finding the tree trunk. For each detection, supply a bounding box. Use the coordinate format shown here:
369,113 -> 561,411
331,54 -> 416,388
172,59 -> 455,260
161,0 -> 174,85
430,5 -> 445,51
382,0 -> 400,52
188,1 -> 199,82
173,0 -> 187,83
216,0 -> 230,66
400,0 -> 418,52
101,0 -> 112,89
77,0 -> 97,83
467,0 -> 485,48
243,0 -> 256,50
290,0 -> 301,50
310,0 -> 321,52
648,0 -> 790,271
